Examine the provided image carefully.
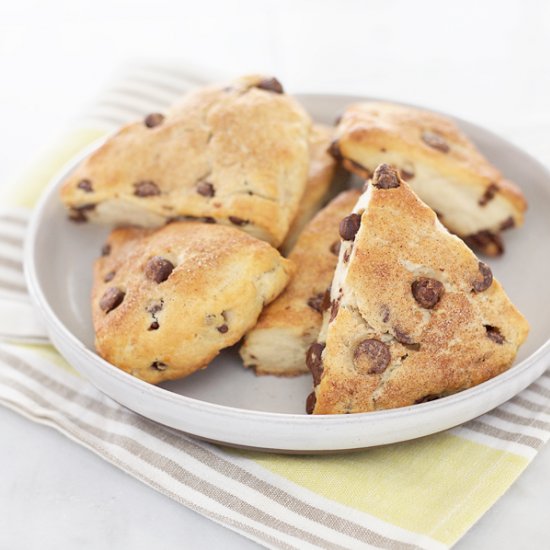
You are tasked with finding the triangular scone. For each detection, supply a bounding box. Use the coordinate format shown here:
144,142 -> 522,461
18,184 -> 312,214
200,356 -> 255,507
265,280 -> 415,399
280,124 -> 345,255
331,101 -> 527,256
307,164 -> 529,414
92,222 -> 293,384
60,75 -> 311,247
240,190 -> 360,376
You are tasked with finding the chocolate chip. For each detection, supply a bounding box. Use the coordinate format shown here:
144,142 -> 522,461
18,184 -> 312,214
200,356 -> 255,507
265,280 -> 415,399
147,299 -> 162,330
354,339 -> 391,375
307,293 -> 325,313
464,231 -> 504,256
415,394 -> 441,404
329,300 -> 339,322
412,277 -> 445,309
145,257 -> 174,284
151,361 -> 168,371
147,301 -> 163,314
400,168 -> 415,181
181,215 -> 216,224
422,131 -> 450,153
228,216 -> 248,226
342,158 -> 370,179
321,289 -> 331,312
103,271 -> 116,283
381,305 -> 390,323
478,183 -> 499,206
393,329 -> 421,351
68,209 -> 88,223
99,287 -> 125,313
306,391 -> 316,414
327,140 -> 342,160
217,324 -> 229,334
68,203 -> 96,223
334,114 -> 343,126
77,179 -> 93,192
167,216 -> 185,223
197,181 -> 215,197
306,342 -> 325,386
500,216 -> 515,231
339,213 -> 361,241
256,78 -> 284,94
134,180 -> 160,197
343,247 -> 351,263
144,113 -> 165,128
372,164 -> 400,189
329,241 -> 341,256
485,325 -> 504,344
101,244 -> 111,256
472,261 -> 493,292
394,329 -> 415,345
404,342 -> 421,352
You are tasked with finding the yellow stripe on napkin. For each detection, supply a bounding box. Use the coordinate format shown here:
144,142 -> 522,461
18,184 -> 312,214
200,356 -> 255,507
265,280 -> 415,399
1,127 -> 107,208
247,432 -> 527,546
16,343 -> 81,377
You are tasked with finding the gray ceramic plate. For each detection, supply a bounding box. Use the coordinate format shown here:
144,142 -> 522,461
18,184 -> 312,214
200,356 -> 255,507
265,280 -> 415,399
24,94 -> 550,452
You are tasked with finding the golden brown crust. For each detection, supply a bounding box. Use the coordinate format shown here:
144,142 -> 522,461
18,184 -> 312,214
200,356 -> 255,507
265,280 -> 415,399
92,222 -> 293,383
311,165 -> 529,414
280,124 -> 341,255
240,190 -> 361,376
60,75 -> 311,247
333,101 -> 527,255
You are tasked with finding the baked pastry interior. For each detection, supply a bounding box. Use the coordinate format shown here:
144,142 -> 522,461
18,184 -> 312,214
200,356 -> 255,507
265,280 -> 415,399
241,190 -> 361,376
331,101 -> 527,256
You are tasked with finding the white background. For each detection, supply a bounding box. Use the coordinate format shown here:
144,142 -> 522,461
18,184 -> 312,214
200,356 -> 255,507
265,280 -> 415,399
1,0 -> 550,548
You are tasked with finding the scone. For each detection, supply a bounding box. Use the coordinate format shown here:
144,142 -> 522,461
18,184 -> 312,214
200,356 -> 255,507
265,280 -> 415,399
60,75 -> 311,247
240,190 -> 360,376
92,222 -> 293,383
307,164 -> 529,414
331,101 -> 527,255
280,124 -> 344,255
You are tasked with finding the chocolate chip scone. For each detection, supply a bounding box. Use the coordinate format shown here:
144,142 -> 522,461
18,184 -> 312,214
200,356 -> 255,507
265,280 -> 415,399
280,124 -> 344,255
92,222 -> 293,384
307,164 -> 529,414
60,75 -> 311,247
240,190 -> 360,376
331,101 -> 527,256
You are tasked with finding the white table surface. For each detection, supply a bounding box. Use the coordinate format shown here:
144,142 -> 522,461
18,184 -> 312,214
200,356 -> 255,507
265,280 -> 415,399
1,1 -> 550,548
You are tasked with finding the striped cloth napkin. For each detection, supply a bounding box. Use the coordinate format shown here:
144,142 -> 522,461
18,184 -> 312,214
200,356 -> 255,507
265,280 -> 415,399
2,63 -> 550,550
